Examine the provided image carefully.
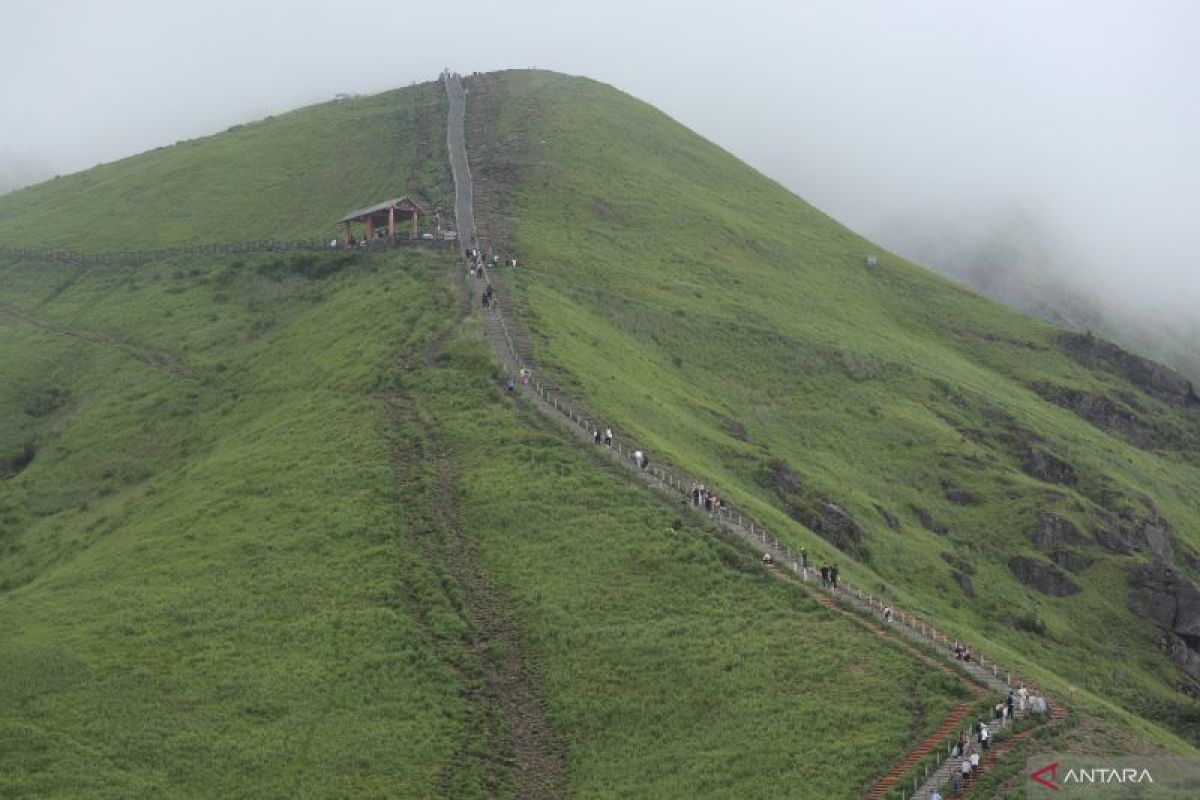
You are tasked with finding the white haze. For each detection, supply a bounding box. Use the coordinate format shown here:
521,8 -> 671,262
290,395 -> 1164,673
2,0 -> 1197,319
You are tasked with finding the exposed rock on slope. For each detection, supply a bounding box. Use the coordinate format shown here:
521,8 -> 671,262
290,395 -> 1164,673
1009,555 -> 1082,596
1130,563 -> 1200,687
1060,333 -> 1200,407
1031,513 -> 1084,550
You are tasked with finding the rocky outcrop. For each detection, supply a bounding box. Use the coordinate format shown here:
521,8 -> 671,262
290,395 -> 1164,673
1129,562 -> 1200,684
1092,512 -> 1176,562
1029,513 -> 1091,573
2,442 -> 36,479
1031,513 -> 1083,550
939,553 -> 977,598
721,416 -> 748,442
942,482 -> 979,506
763,459 -> 801,494
912,505 -> 949,535
789,502 -> 868,560
875,505 -> 900,530
1009,555 -> 1081,596
1023,447 -> 1077,485
1033,383 -> 1156,448
940,552 -> 974,575
1059,332 -> 1200,407
759,459 -> 867,559
1049,549 -> 1091,573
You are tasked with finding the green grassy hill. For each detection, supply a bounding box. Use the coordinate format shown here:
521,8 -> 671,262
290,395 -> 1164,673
0,82 -> 970,797
0,82 -> 450,251
464,70 -> 1200,748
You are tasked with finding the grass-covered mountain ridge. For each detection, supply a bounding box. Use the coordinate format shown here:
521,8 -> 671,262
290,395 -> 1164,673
1,69 -> 1199,796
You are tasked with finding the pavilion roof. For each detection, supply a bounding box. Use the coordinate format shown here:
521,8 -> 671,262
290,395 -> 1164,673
339,196 -> 429,223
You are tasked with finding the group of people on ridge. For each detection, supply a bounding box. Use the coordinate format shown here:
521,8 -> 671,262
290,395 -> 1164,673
689,484 -> 723,513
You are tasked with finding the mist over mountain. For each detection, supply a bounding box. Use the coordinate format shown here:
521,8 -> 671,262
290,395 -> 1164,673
869,205 -> 1200,383
0,152 -> 50,196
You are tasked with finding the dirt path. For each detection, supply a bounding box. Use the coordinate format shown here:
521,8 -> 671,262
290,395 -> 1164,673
0,302 -> 207,380
427,420 -> 570,799
421,87 -> 573,794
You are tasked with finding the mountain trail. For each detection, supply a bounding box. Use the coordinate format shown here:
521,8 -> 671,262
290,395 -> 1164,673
442,69 -> 1067,798
0,302 -> 207,380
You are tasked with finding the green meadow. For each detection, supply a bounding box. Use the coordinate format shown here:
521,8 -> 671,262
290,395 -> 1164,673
0,248 -> 965,797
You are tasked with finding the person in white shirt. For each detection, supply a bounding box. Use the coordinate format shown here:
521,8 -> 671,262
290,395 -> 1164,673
970,751 -> 980,773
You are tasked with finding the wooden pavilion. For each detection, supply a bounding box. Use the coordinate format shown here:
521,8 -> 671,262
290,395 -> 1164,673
339,196 -> 428,244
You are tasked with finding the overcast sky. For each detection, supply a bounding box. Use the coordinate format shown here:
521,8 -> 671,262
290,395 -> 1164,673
3,0 -> 1198,311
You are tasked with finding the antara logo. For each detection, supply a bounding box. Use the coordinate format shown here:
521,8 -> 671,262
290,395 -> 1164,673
1031,762 -> 1060,790
1030,760 -> 1154,790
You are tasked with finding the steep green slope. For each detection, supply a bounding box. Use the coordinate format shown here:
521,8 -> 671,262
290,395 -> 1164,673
395,332 -> 968,798
0,249 -> 471,796
465,70 -> 1200,745
0,248 -> 965,797
0,82 -> 450,251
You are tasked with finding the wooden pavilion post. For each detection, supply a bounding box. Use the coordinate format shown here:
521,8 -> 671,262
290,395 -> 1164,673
411,211 -> 419,239
387,205 -> 396,239
343,222 -> 352,246
365,215 -> 375,240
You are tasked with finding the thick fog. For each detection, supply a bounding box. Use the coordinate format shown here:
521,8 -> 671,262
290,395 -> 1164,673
3,0 -> 1197,318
